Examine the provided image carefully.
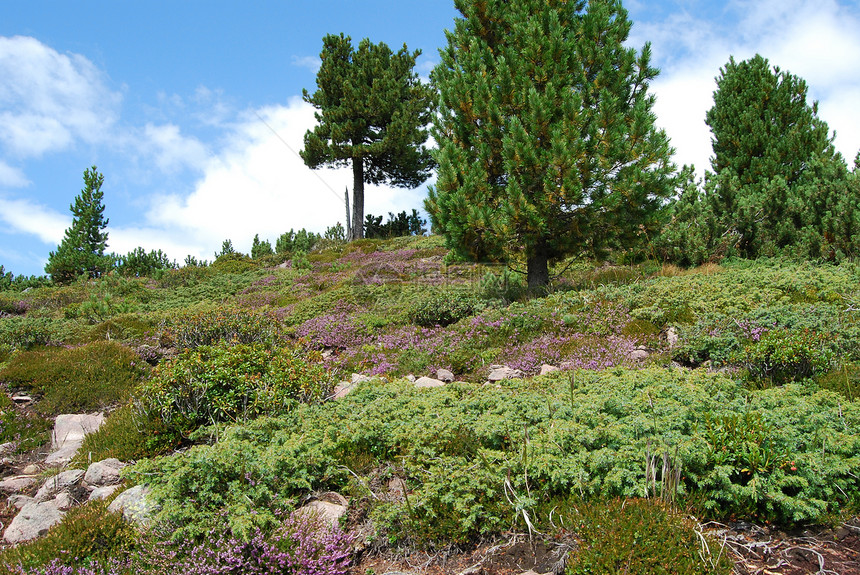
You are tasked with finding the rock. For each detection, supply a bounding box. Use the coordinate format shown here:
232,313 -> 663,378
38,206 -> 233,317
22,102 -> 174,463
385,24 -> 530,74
0,476 -> 38,493
45,413 -> 105,464
11,394 -> 32,405
0,442 -> 16,456
7,494 -> 34,509
88,484 -> 122,501
84,458 -> 126,486
108,485 -> 158,525
414,376 -> 445,388
436,368 -> 455,383
35,469 -> 85,501
22,464 -> 41,475
332,382 -> 354,399
488,366 -> 523,381
296,492 -> 348,528
406,374 -> 416,382
53,491 -> 75,511
539,364 -> 559,376
666,326 -> 680,348
4,499 -> 64,543
351,373 -> 372,385
628,346 -> 650,361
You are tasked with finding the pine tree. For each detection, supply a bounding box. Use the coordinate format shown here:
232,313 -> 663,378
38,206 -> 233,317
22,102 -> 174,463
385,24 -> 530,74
301,34 -> 435,240
427,0 -> 675,290
660,54 -> 859,262
45,166 -> 111,284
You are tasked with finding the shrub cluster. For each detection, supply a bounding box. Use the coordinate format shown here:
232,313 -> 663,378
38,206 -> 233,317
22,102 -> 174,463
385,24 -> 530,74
409,290 -> 481,327
137,341 -> 334,432
161,308 -> 282,350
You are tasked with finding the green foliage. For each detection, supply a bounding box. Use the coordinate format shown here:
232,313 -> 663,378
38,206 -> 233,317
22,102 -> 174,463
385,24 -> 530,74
658,55 -> 860,263
72,404 -> 180,466
215,239 -> 236,258
0,318 -> 58,350
364,210 -> 427,239
161,307 -> 282,350
428,0 -> 676,289
116,247 -> 175,278
0,392 -> 52,454
479,268 -> 527,303
210,251 -> 258,274
275,229 -> 320,255
250,234 -> 274,259
410,289 -> 481,327
0,341 -> 147,415
0,265 -> 51,292
0,499 -> 138,574
566,498 -> 732,574
741,328 -> 835,386
137,341 -> 334,432
302,33 -> 434,240
45,166 -> 112,284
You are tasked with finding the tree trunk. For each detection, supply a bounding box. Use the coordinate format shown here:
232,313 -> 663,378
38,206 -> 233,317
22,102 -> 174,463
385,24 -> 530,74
351,156 -> 365,240
527,244 -> 550,294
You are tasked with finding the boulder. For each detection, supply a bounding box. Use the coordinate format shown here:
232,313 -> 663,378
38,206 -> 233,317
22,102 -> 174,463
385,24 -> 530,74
436,368 -> 455,383
414,376 -> 445,388
22,464 -> 41,475
54,491 -> 75,511
666,326 -> 680,348
628,347 -> 650,361
35,469 -> 84,501
4,499 -> 64,543
488,365 -> 524,381
296,492 -> 348,528
7,494 -> 34,509
45,413 -> 104,464
539,364 -> 560,376
108,485 -> 158,525
88,484 -> 122,501
0,476 -> 38,493
84,458 -> 126,486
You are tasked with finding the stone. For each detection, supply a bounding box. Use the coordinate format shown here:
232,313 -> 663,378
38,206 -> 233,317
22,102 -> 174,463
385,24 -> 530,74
436,368 -> 455,383
108,485 -> 159,525
7,494 -> 34,509
45,413 -> 105,464
666,326 -> 680,348
406,374 -> 416,382
11,394 -> 32,404
488,366 -> 524,381
35,469 -> 85,501
351,373 -> 372,385
84,458 -> 126,486
539,364 -> 560,376
4,499 -> 64,543
628,346 -> 650,361
0,476 -> 38,493
0,442 -> 16,456
53,491 -> 75,511
22,464 -> 41,475
414,376 -> 445,388
88,484 -> 122,501
296,492 -> 348,528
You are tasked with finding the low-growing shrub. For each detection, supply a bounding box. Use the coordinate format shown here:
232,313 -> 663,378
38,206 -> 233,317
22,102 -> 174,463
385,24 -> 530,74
741,328 -> 835,386
566,498 -> 733,574
0,341 -> 148,415
0,392 -> 52,454
161,308 -> 282,350
210,252 -> 259,274
0,500 -> 138,575
410,290 -> 481,327
138,341 -> 334,432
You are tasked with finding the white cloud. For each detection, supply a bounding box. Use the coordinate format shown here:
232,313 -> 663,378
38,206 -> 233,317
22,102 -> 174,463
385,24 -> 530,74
291,55 -> 321,75
0,161 -> 29,188
0,36 -> 121,158
141,123 -> 210,174
0,196 -> 68,244
136,96 -> 427,260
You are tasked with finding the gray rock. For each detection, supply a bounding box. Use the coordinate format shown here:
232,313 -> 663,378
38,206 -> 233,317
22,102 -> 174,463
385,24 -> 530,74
0,476 -> 38,493
628,348 -> 650,361
7,494 -> 34,509
45,413 -> 104,464
35,469 -> 84,501
488,366 -> 524,381
108,485 -> 159,525
539,364 -> 560,375
4,499 -> 64,543
296,492 -> 348,528
84,458 -> 125,486
436,369 -> 455,383
11,394 -> 32,405
414,376 -> 445,388
406,374 -> 416,382
666,326 -> 680,348
88,484 -> 122,501
54,491 -> 75,511
22,464 -> 41,475
350,373 -> 372,385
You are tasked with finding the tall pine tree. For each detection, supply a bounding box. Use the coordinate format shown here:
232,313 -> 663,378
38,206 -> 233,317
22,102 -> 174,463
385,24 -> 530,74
427,0 -> 675,290
301,34 -> 435,240
45,166 -> 111,284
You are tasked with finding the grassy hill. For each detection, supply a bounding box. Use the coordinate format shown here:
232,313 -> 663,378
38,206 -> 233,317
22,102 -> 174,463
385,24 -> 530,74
0,235 -> 858,574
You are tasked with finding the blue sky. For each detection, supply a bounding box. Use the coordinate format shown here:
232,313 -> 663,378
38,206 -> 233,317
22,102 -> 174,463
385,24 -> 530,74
2,1 -> 860,276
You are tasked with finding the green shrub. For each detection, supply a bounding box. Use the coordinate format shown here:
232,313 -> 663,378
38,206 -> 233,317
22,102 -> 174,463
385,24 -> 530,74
138,341 -> 334,432
72,404 -> 180,467
210,252 -> 259,274
741,328 -> 835,385
0,392 -> 52,454
161,307 -> 282,350
0,341 -> 147,415
818,363 -> 860,400
566,498 -> 733,574
410,290 -> 481,327
0,318 -> 58,349
0,499 -> 138,574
